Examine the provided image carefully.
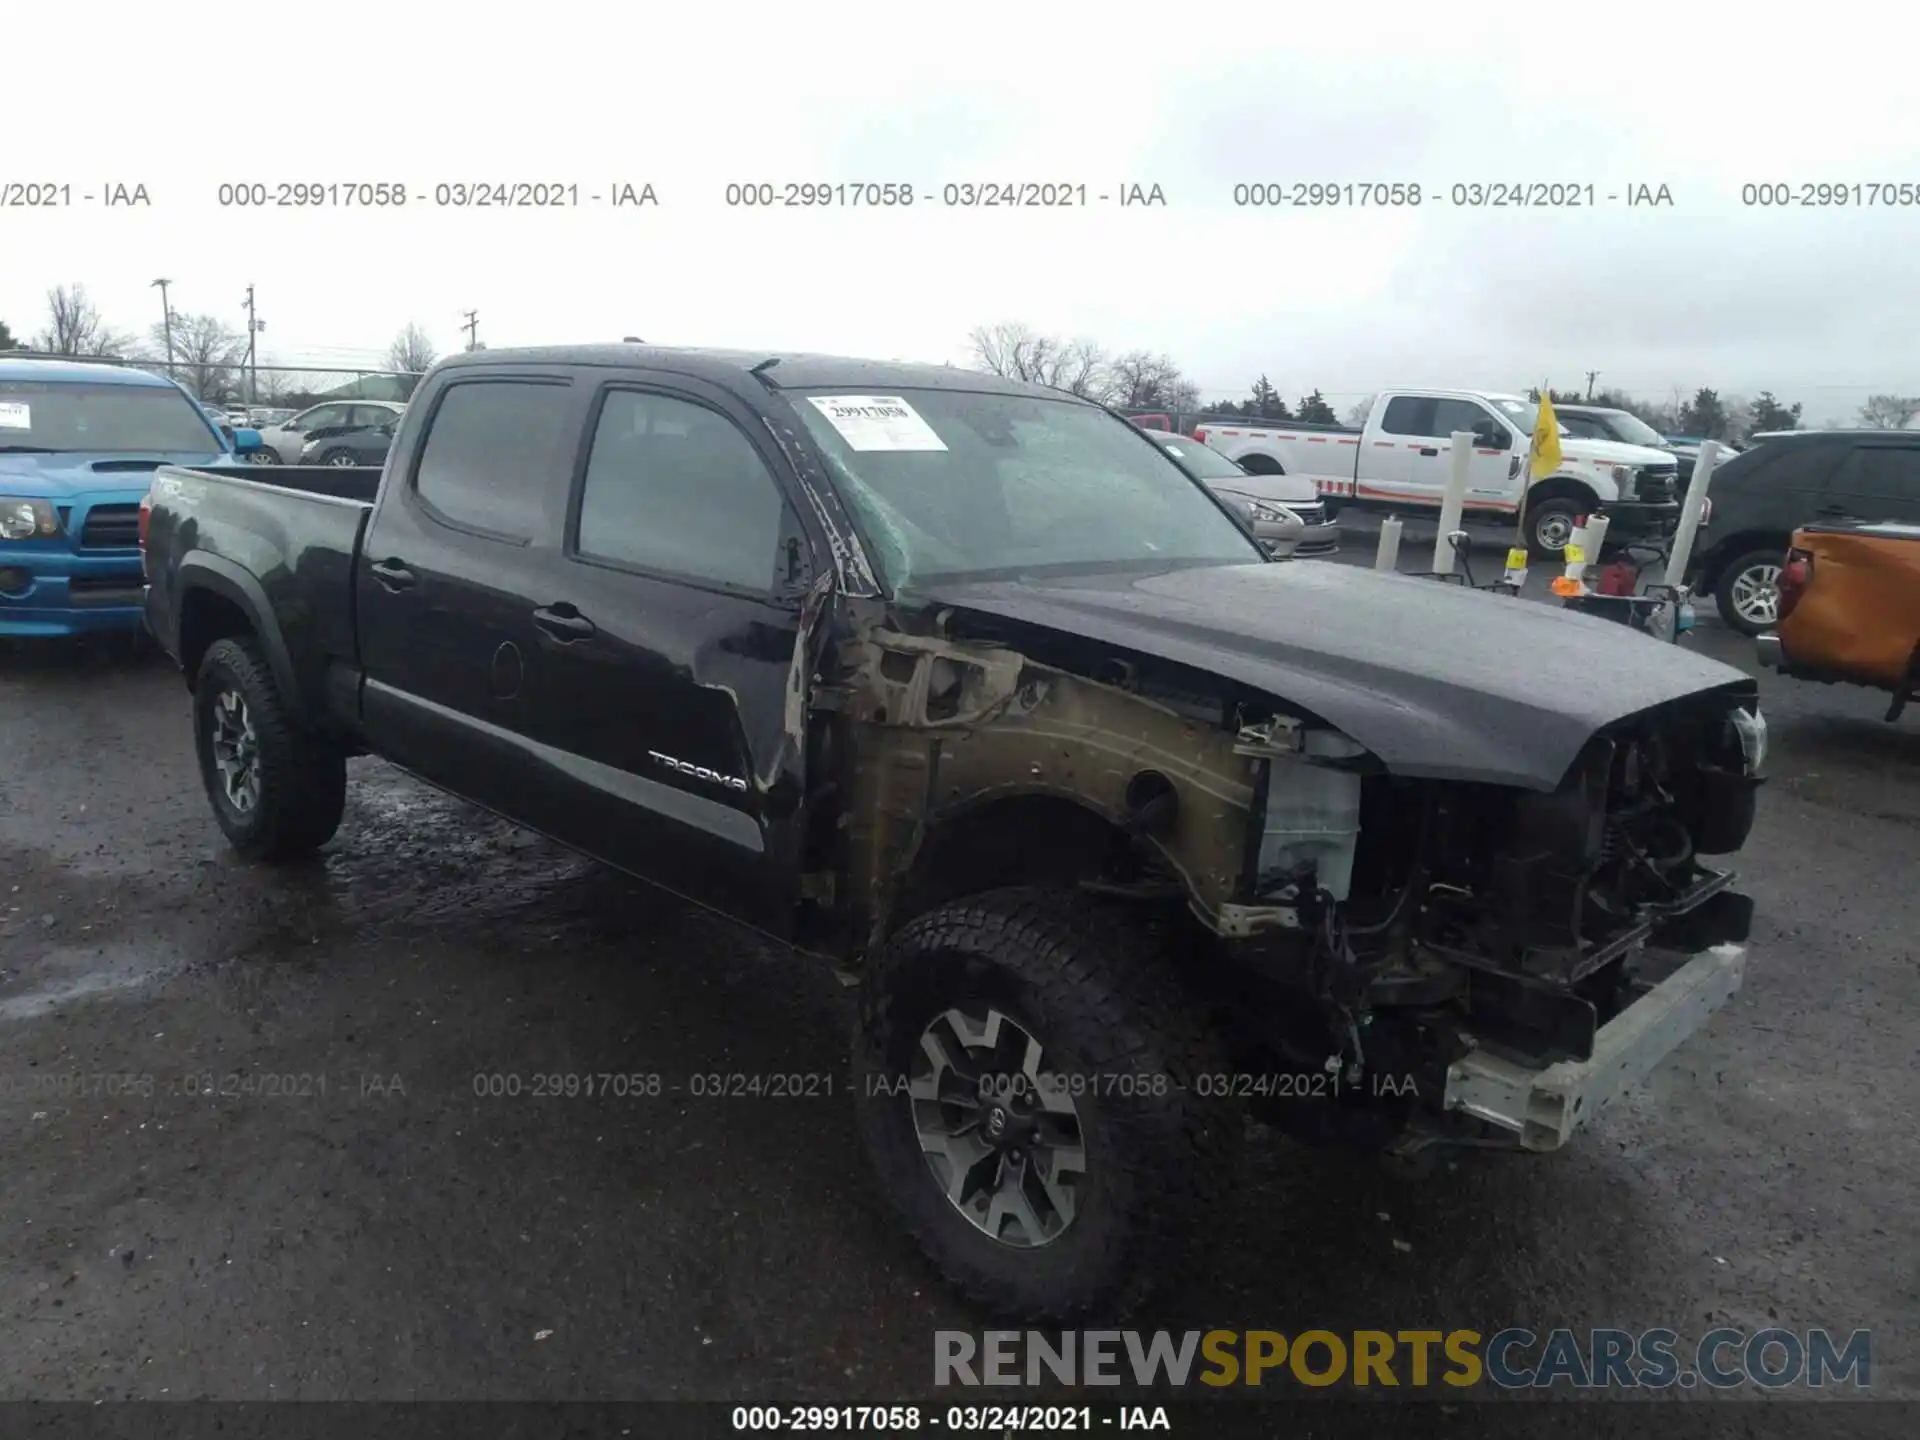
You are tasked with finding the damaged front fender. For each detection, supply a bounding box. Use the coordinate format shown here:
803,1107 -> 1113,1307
828,616 -> 1301,952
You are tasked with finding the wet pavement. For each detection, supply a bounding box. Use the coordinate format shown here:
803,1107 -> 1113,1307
0,564 -> 1915,1421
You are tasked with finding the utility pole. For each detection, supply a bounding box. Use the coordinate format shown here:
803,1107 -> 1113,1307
243,285 -> 264,403
1585,370 -> 1599,400
151,278 -> 175,377
462,310 -> 479,351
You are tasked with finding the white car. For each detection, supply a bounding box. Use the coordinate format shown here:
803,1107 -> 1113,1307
1141,428 -> 1340,558
253,400 -> 405,465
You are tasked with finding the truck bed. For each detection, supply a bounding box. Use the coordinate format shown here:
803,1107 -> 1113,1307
144,463 -> 379,715
210,464 -> 384,504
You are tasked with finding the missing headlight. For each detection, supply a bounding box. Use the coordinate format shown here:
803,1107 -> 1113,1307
1729,704 -> 1768,776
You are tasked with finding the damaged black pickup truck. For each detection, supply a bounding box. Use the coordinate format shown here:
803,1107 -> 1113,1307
141,346 -> 1765,1319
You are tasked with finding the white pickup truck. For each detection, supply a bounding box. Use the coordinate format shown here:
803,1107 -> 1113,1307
1195,389 -> 1684,557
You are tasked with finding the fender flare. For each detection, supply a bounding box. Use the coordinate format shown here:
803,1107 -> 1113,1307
176,552 -> 306,722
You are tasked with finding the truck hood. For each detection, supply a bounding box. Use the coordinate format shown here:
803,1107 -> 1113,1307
0,450 -> 231,498
931,562 -> 1755,791
1559,437 -> 1677,468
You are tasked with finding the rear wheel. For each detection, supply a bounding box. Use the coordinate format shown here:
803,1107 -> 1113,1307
192,636 -> 346,861
1715,548 -> 1784,635
852,887 -> 1240,1320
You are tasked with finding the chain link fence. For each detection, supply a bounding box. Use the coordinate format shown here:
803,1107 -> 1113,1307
1,349 -> 427,411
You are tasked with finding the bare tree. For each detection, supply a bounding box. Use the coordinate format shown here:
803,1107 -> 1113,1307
387,322 -> 438,375
966,321 -> 1110,399
1343,396 -> 1374,427
152,313 -> 247,400
250,369 -> 297,402
35,284 -> 133,357
1857,394 -> 1920,429
1106,350 -> 1199,411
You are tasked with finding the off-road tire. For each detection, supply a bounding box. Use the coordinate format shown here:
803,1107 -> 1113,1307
1714,547 -> 1785,636
192,636 -> 346,861
852,886 -> 1241,1321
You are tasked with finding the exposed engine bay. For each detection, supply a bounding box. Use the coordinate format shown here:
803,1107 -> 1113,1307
1218,692 -> 1762,1148
817,599 -> 1764,1152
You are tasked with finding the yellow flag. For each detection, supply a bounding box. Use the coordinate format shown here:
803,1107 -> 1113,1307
1531,389 -> 1564,479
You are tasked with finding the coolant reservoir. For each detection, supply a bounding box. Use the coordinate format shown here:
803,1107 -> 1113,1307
1257,730 -> 1367,901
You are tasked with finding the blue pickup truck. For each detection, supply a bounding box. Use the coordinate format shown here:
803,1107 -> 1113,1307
0,359 -> 260,638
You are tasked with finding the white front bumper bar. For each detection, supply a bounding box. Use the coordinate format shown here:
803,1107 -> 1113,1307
1442,943 -> 1747,1152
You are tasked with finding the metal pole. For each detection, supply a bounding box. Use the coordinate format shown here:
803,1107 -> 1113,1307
151,278 -> 174,377
1432,432 -> 1474,574
1663,441 -> 1721,587
244,285 -> 258,403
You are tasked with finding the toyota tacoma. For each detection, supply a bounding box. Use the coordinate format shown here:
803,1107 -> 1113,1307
141,345 -> 1765,1320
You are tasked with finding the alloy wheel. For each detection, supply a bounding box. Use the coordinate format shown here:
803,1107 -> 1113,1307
1730,563 -> 1781,626
909,1006 -> 1087,1248
209,689 -> 262,813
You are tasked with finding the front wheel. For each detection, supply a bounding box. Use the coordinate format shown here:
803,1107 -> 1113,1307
852,887 -> 1240,1321
1525,496 -> 1585,559
192,636 -> 346,861
318,448 -> 358,467
1715,548 -> 1785,635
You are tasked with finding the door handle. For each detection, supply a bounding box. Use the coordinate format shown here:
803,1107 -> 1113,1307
532,604 -> 597,642
1418,446 -> 1440,456
369,558 -> 415,591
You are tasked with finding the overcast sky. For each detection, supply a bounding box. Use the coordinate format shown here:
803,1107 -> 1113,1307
8,1 -> 1917,422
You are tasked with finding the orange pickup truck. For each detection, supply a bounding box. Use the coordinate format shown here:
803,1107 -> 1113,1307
1758,520 -> 1920,720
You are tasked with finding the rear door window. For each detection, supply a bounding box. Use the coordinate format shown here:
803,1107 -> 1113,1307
412,380 -> 574,541
1378,396 -> 1435,436
1828,446 -> 1920,521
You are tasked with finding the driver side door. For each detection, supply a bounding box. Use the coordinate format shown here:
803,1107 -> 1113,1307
521,377 -> 824,936
1400,397 -> 1517,511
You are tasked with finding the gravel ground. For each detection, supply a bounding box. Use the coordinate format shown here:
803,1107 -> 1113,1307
0,545 -> 1913,1431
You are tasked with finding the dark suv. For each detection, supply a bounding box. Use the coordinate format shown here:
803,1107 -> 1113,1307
1689,432 -> 1920,634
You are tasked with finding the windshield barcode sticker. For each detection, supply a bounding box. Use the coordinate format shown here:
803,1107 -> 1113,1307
807,395 -> 947,452
0,402 -> 30,429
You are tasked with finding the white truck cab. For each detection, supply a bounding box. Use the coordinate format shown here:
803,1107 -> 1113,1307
1197,388 -> 1684,556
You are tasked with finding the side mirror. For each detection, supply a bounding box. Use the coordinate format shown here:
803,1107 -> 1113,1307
231,427 -> 262,455
1473,424 -> 1508,450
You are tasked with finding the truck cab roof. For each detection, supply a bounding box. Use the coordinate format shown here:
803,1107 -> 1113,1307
434,345 -> 1069,401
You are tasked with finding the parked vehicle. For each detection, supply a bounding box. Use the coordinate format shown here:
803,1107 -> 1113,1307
1553,407 -> 1746,474
1554,404 -> 1673,451
1758,521 -> 1920,720
0,359 -> 259,638
1196,389 -> 1683,558
246,407 -> 297,428
253,400 -> 405,464
1684,431 -> 1920,635
1665,433 -> 1745,472
143,344 -> 1762,1320
1137,426 -> 1339,558
301,421 -> 394,468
